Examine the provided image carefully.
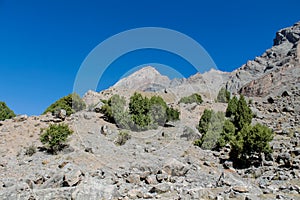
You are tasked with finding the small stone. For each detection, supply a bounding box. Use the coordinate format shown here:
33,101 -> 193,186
282,106 -> 294,112
83,113 -> 92,120
223,161 -> 233,169
163,158 -> 189,176
156,173 -> 168,183
126,174 -> 140,184
13,114 -> 28,122
127,189 -> 142,199
149,183 -> 171,193
232,186 -> 249,193
55,109 -> 67,120
146,175 -> 158,185
84,147 -> 93,153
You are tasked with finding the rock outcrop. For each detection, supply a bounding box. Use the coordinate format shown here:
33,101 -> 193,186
226,21 -> 300,96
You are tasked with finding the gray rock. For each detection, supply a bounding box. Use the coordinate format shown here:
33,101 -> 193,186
100,125 -> 111,136
55,109 -> 67,120
126,174 -> 140,184
62,164 -> 84,187
83,112 -> 93,120
13,115 -> 28,122
232,186 -> 249,193
156,173 -> 168,183
149,182 -> 171,193
127,188 -> 143,199
163,158 -> 189,176
180,126 -> 200,141
146,175 -> 158,185
282,106 -> 294,112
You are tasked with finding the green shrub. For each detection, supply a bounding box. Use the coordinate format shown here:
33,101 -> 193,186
115,131 -> 131,146
40,124 -> 73,154
149,96 -> 180,125
215,119 -> 235,149
230,124 -> 273,167
235,95 -> 253,131
216,87 -> 230,103
166,107 -> 180,122
100,94 -> 127,123
195,95 -> 273,168
25,144 -> 37,156
197,109 -> 213,134
101,93 -> 180,131
43,93 -> 86,116
225,96 -> 238,118
226,95 -> 252,131
195,109 -> 225,150
179,93 -> 203,104
129,93 -> 152,130
149,96 -> 168,126
0,102 -> 16,121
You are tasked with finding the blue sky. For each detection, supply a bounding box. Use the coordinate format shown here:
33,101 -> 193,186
0,0 -> 299,115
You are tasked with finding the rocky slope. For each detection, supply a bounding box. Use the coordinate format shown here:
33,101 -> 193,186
227,21 -> 300,96
0,22 -> 300,200
1,108 -> 299,200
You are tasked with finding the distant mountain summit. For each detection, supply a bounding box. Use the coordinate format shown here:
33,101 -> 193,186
113,66 -> 171,92
112,66 -> 229,100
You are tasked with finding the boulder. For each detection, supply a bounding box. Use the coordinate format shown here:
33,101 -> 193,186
126,174 -> 140,184
149,183 -> 171,193
62,164 -> 84,187
163,158 -> 189,176
55,109 -> 67,120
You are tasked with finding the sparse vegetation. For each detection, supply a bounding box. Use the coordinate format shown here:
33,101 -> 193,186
196,95 -> 273,168
230,123 -> 273,167
40,124 -> 73,154
194,109 -> 225,150
216,87 -> 231,103
43,93 -> 86,116
101,93 -> 180,131
115,131 -> 131,146
129,93 -> 153,130
0,101 -> 16,121
25,144 -> 37,156
179,93 -> 203,105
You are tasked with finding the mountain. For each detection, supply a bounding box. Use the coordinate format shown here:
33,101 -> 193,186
113,66 -> 171,92
226,21 -> 300,97
1,22 -> 300,200
110,67 -> 230,100
110,22 -> 299,99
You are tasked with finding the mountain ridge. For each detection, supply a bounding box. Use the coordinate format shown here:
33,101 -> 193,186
107,21 -> 300,99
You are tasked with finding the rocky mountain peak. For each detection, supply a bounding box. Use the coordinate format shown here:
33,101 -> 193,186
274,21 -> 300,46
226,21 -> 300,96
113,66 -> 171,92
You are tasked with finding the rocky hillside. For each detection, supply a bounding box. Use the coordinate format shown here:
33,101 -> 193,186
0,22 -> 300,200
227,21 -> 300,97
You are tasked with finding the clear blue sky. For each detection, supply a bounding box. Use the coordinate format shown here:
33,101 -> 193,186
0,0 -> 299,115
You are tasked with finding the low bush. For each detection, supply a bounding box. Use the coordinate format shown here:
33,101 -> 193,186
0,101 -> 16,121
195,109 -> 225,150
25,144 -> 37,156
230,123 -> 273,168
40,124 -> 73,154
179,93 -> 203,105
43,93 -> 86,116
115,131 -> 131,146
101,93 -> 180,131
216,87 -> 230,103
196,95 -> 273,168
